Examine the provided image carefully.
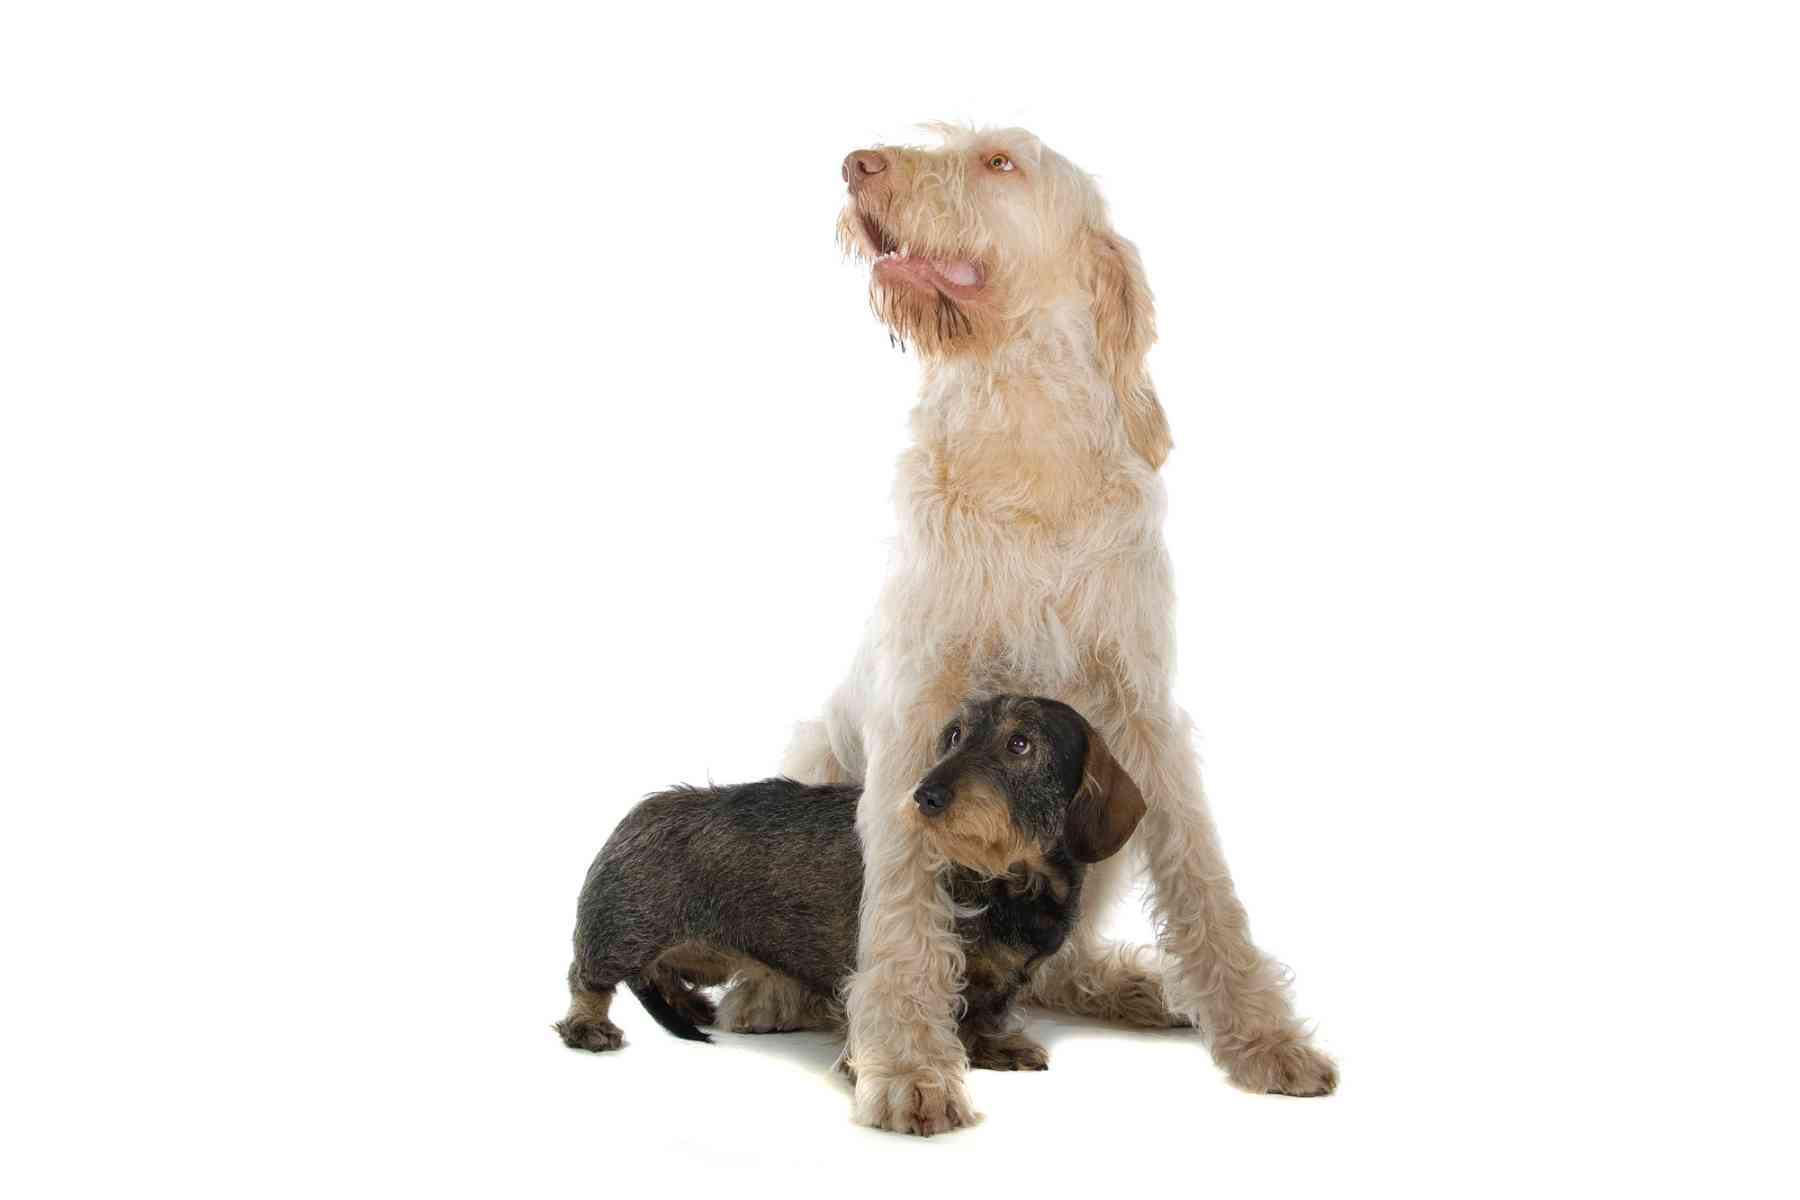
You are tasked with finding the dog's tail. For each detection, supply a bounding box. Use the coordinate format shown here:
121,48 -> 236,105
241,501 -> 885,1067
626,976 -> 712,1043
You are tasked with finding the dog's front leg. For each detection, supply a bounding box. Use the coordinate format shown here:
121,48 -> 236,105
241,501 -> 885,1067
843,712 -> 976,1136
1113,706 -> 1339,1097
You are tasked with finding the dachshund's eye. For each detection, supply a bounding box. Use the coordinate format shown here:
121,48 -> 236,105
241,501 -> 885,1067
1007,734 -> 1031,755
947,725 -> 962,747
987,153 -> 1014,172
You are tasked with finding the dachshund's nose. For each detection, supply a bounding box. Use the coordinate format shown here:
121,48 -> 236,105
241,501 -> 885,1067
842,149 -> 888,189
914,782 -> 951,815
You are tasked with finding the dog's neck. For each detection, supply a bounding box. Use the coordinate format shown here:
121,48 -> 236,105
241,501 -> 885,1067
904,304 -> 1149,528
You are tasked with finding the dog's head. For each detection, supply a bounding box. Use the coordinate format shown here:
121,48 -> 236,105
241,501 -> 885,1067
837,124 -> 1169,466
909,695 -> 1146,876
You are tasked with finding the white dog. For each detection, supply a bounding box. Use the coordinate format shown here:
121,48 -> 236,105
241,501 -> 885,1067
724,124 -> 1336,1134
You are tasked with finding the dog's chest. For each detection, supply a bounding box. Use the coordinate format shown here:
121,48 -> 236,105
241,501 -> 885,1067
894,432 -> 1162,688
950,866 -> 1080,1010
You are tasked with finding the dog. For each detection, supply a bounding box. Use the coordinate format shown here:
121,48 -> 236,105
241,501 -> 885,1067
556,696 -> 1145,1082
710,125 -> 1337,1134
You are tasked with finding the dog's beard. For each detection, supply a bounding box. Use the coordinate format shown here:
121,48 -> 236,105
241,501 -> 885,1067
840,204 -> 990,356
870,280 -> 975,355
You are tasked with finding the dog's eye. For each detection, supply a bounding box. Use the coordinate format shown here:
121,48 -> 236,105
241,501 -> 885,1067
947,725 -> 962,747
987,153 -> 1014,173
1007,734 -> 1031,755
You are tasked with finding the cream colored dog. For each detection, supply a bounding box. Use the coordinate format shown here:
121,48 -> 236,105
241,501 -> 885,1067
726,124 -> 1337,1134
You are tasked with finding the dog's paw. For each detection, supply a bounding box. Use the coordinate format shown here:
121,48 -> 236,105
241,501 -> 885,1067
716,975 -> 833,1033
968,1033 -> 1049,1072
1226,1035 -> 1337,1096
717,988 -> 798,1033
853,1071 -> 978,1136
555,1018 -> 624,1053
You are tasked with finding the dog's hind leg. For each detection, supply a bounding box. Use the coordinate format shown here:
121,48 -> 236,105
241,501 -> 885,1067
555,964 -> 625,1053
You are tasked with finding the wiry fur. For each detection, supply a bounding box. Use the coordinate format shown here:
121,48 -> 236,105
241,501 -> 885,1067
556,696 -> 1146,1129
769,124 -> 1336,1134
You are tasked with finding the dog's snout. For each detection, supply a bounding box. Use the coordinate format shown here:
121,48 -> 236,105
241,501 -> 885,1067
842,149 -> 888,189
914,782 -> 951,815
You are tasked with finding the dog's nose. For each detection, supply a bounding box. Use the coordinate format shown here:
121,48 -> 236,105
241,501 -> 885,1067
914,782 -> 951,815
842,149 -> 888,189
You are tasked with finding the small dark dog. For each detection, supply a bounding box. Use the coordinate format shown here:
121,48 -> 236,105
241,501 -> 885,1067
555,695 -> 1146,1071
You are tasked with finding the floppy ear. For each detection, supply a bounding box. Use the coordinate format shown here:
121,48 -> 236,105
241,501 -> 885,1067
1065,726 -> 1147,863
1083,229 -> 1172,469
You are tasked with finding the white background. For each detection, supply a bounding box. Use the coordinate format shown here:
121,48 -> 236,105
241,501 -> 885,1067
4,2 -> 1796,1195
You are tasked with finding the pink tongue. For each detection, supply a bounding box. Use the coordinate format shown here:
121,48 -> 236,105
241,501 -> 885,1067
938,260 -> 978,287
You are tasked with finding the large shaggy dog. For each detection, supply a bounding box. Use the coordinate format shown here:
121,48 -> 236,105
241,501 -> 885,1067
726,125 -> 1337,1134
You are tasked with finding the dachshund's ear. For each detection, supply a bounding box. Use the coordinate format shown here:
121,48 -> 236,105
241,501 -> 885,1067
1066,726 -> 1147,863
1081,229 -> 1171,469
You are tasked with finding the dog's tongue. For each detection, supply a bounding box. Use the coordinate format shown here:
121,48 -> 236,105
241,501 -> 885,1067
938,260 -> 979,287
878,251 -> 981,291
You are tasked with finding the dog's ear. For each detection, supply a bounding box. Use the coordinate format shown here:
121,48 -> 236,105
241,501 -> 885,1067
1082,229 -> 1172,470
1066,726 -> 1147,863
